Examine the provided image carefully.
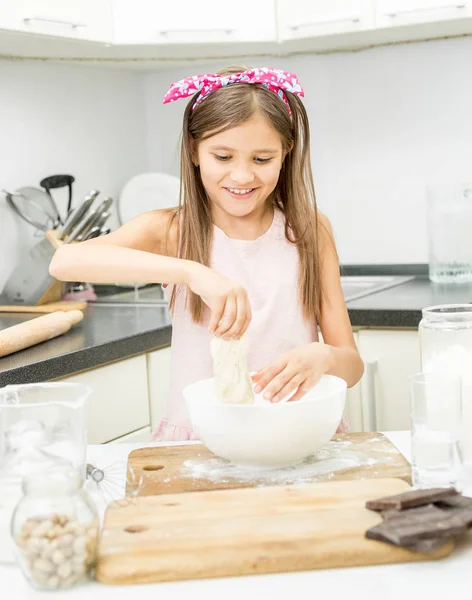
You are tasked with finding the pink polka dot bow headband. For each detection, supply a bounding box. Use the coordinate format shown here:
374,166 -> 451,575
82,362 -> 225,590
162,67 -> 304,117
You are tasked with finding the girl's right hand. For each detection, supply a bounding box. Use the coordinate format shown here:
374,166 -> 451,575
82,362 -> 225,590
187,263 -> 252,339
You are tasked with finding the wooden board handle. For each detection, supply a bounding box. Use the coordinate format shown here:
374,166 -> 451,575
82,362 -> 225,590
0,310 -> 84,357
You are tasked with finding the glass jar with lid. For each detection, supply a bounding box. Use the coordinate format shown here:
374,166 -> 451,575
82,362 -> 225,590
11,467 -> 99,591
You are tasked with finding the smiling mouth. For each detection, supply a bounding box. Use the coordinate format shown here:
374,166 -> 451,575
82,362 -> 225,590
224,187 -> 256,198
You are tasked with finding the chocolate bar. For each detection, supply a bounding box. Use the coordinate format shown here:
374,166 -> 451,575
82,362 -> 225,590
366,509 -> 466,547
365,487 -> 458,511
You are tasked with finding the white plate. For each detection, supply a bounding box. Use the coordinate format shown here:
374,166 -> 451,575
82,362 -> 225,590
118,173 -> 180,224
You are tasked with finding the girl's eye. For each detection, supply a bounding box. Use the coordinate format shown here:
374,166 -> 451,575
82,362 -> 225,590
215,154 -> 230,161
254,158 -> 272,164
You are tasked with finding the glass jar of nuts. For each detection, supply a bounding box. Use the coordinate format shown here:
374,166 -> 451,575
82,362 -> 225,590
11,467 -> 99,591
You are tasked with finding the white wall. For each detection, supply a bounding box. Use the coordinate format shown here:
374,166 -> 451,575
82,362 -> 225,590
143,36 -> 472,265
0,61 -> 148,292
2,34 -> 471,290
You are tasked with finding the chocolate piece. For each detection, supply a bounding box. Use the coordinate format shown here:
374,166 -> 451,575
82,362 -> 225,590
366,508 -> 467,546
435,496 -> 472,526
436,495 -> 472,509
366,488 -> 458,511
381,504 -> 442,522
404,537 -> 452,554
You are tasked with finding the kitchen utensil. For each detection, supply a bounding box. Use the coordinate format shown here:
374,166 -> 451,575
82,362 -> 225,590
184,374 -> 346,469
0,310 -> 83,357
40,174 -> 75,220
89,211 -> 111,236
3,187 -> 62,231
58,191 -> 99,240
80,207 -> 112,240
96,478 -> 453,585
118,173 -> 180,224
93,196 -> 113,217
86,461 -> 144,510
126,433 -> 411,496
1,237 -> 57,305
0,301 -> 87,313
67,210 -> 98,243
83,226 -> 102,241
426,183 -> 472,283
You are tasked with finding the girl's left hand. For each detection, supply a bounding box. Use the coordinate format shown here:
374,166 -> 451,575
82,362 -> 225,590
251,343 -> 333,403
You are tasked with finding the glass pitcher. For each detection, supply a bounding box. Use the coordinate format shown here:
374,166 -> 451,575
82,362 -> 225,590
0,382 -> 91,565
426,183 -> 472,283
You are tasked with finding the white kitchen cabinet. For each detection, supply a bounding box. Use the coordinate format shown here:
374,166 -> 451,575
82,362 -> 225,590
0,0 -> 112,42
375,0 -> 472,28
147,346 -> 172,431
277,0 -> 375,41
107,426 -> 152,444
112,0 -> 276,45
56,354 -> 150,444
357,329 -> 421,432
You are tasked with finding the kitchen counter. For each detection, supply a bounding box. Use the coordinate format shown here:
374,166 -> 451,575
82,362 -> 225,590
0,304 -> 172,387
1,431 -> 471,599
347,276 -> 472,327
2,269 -> 472,387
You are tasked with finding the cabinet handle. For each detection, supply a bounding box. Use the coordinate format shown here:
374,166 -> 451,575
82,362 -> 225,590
23,17 -> 87,29
384,3 -> 466,18
158,28 -> 234,36
365,359 -> 378,432
288,15 -> 361,30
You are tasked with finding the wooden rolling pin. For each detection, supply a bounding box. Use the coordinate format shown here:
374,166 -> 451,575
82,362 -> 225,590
0,310 -> 84,358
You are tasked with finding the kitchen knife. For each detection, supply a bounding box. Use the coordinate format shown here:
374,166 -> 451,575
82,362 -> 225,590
58,191 -> 99,239
76,210 -> 111,241
67,210 -> 99,243
93,196 -> 113,217
82,226 -> 101,241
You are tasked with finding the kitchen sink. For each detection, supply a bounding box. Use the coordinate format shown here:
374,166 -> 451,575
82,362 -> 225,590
91,276 -> 413,307
91,284 -> 168,307
340,275 -> 414,301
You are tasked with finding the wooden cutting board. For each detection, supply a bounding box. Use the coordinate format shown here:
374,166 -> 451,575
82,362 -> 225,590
126,433 -> 412,496
96,477 -> 453,585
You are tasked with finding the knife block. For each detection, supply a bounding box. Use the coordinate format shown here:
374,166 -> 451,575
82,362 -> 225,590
0,230 -> 79,313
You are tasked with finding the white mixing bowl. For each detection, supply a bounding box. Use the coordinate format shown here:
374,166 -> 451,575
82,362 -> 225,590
184,374 -> 347,469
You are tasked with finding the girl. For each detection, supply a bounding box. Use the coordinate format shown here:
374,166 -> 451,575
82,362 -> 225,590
49,65 -> 364,442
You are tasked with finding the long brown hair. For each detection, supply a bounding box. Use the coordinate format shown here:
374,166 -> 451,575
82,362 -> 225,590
168,65 -> 327,324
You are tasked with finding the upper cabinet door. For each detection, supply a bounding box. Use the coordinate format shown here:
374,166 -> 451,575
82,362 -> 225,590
277,0 -> 375,41
376,0 -> 472,27
113,0 -> 276,44
0,0 -> 112,42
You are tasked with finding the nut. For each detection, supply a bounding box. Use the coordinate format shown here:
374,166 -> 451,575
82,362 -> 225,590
17,513 -> 96,590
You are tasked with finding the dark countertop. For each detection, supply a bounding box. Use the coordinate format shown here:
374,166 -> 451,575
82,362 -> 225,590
346,277 -> 472,328
0,304 -> 172,387
2,267 -> 472,387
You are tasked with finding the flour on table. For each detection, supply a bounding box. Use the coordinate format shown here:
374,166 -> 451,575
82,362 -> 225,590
210,334 -> 254,404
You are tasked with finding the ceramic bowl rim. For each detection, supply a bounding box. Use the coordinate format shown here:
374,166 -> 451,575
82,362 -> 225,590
184,373 -> 347,410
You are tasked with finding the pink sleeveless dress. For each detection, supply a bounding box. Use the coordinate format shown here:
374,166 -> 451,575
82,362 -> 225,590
153,209 -> 348,441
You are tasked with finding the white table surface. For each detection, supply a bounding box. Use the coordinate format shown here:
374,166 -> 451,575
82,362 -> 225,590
2,431 -> 471,600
